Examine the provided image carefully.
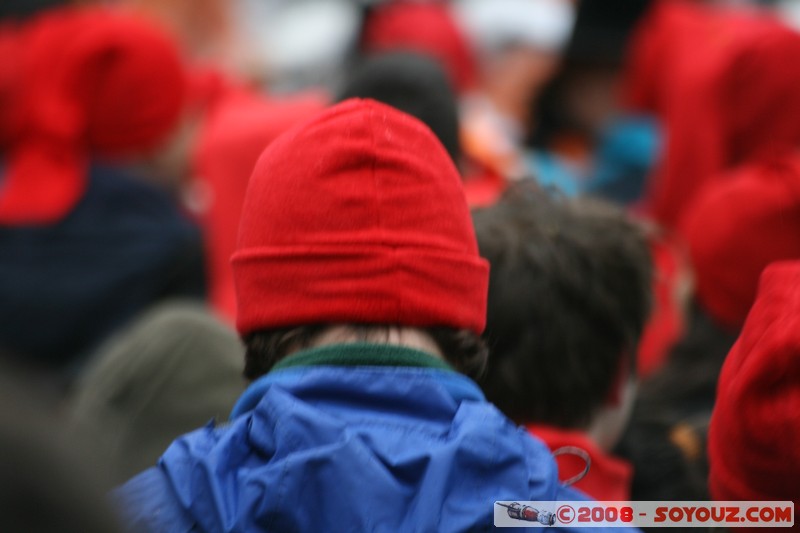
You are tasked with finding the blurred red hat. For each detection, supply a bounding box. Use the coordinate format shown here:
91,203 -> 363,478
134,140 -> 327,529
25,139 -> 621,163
361,1 -> 476,94
679,155 -> 800,330
708,261 -> 800,511
193,90 -> 328,322
0,7 -> 187,224
232,98 -> 489,336
625,1 -> 800,229
624,0 -> 701,115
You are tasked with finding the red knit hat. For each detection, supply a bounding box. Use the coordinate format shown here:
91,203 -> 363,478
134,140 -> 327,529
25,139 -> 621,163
679,155 -> 800,330
232,98 -> 489,336
708,260 -> 800,510
361,1 -> 476,94
0,7 -> 186,224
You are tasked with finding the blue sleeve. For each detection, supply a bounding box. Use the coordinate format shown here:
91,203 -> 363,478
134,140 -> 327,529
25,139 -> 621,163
113,467 -> 196,533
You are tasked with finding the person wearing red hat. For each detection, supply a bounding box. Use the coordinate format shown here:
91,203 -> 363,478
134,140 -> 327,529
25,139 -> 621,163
473,184 -> 653,502
624,0 -> 800,229
642,152 -> 800,414
360,1 -> 476,95
117,99 -> 634,532
197,48 -> 468,325
679,154 -> 800,333
621,153 -> 800,501
708,260 -> 800,522
0,7 -> 189,223
0,7 -> 205,372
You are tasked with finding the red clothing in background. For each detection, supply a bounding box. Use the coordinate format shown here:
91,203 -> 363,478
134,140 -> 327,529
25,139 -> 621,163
193,91 -> 327,322
679,154 -> 800,330
361,1 -> 476,94
624,0 -> 800,229
636,232 -> 689,378
528,425 -> 633,502
708,261 -> 800,520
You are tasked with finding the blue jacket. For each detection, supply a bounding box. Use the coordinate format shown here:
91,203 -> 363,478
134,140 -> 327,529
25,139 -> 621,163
117,344 -> 634,532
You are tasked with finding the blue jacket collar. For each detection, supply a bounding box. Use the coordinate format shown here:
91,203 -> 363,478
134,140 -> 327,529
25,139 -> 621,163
231,343 -> 485,419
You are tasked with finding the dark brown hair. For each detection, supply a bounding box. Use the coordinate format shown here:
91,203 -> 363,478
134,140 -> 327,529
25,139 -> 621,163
473,183 -> 653,428
243,325 -> 488,381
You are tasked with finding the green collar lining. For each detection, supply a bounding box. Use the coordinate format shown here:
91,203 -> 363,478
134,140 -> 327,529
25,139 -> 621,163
270,343 -> 455,373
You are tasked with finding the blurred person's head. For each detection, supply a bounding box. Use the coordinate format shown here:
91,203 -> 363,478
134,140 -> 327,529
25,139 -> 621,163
713,14 -> 800,168
473,183 -> 652,450
532,0 -> 653,144
457,0 -> 575,128
708,261 -> 800,519
625,1 -> 800,228
0,369 -> 125,533
69,302 -> 245,485
0,6 -> 188,224
232,98 -> 489,380
360,1 -> 476,94
336,51 -> 460,166
679,156 -> 800,332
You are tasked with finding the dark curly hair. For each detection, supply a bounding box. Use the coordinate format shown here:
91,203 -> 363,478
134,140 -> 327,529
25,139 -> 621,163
473,183 -> 653,428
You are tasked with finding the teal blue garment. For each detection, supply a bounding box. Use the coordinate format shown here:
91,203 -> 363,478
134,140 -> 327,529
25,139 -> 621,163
525,116 -> 661,204
116,344 -> 638,532
585,116 -> 662,205
525,150 -> 582,197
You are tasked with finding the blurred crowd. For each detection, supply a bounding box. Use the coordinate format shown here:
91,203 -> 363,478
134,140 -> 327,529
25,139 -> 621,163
0,0 -> 799,531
